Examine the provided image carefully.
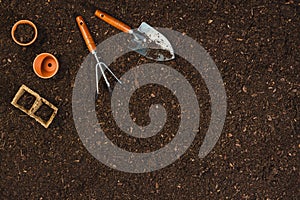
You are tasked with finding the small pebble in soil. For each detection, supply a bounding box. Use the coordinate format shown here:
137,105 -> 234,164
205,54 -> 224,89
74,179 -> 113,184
242,85 -> 247,93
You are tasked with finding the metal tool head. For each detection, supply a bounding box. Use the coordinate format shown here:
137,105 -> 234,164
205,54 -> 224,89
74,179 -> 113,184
130,22 -> 175,61
93,51 -> 122,94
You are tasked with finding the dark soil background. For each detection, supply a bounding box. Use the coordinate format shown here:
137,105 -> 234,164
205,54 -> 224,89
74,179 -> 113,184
0,0 -> 299,199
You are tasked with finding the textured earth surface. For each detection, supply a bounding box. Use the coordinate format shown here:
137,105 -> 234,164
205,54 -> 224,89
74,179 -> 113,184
0,0 -> 299,199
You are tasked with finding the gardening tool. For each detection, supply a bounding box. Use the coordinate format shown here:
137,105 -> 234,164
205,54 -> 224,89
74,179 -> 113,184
76,16 -> 122,94
95,9 -> 175,61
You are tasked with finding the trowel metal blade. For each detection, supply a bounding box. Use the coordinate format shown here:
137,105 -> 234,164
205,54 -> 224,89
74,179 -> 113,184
132,22 -> 175,61
127,31 -> 148,57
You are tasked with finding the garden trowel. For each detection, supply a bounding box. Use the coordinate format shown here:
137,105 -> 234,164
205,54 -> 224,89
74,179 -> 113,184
95,9 -> 175,61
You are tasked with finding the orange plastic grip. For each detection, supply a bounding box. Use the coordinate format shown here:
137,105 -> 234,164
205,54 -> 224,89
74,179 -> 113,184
95,10 -> 131,33
76,16 -> 96,52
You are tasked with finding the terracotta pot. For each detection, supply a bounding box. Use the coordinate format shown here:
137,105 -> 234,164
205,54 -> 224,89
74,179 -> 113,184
11,19 -> 38,46
33,53 -> 59,79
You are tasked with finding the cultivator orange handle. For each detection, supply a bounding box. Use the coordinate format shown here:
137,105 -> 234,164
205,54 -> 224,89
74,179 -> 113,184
95,9 -> 131,33
76,16 -> 96,52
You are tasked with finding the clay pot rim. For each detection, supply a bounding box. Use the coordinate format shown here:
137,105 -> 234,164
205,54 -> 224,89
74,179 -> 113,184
11,19 -> 38,46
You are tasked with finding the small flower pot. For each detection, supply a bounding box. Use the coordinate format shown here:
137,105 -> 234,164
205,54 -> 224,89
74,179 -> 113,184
33,53 -> 59,79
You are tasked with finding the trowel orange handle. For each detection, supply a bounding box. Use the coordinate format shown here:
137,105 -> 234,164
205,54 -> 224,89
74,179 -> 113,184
95,9 -> 131,33
76,16 -> 96,52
